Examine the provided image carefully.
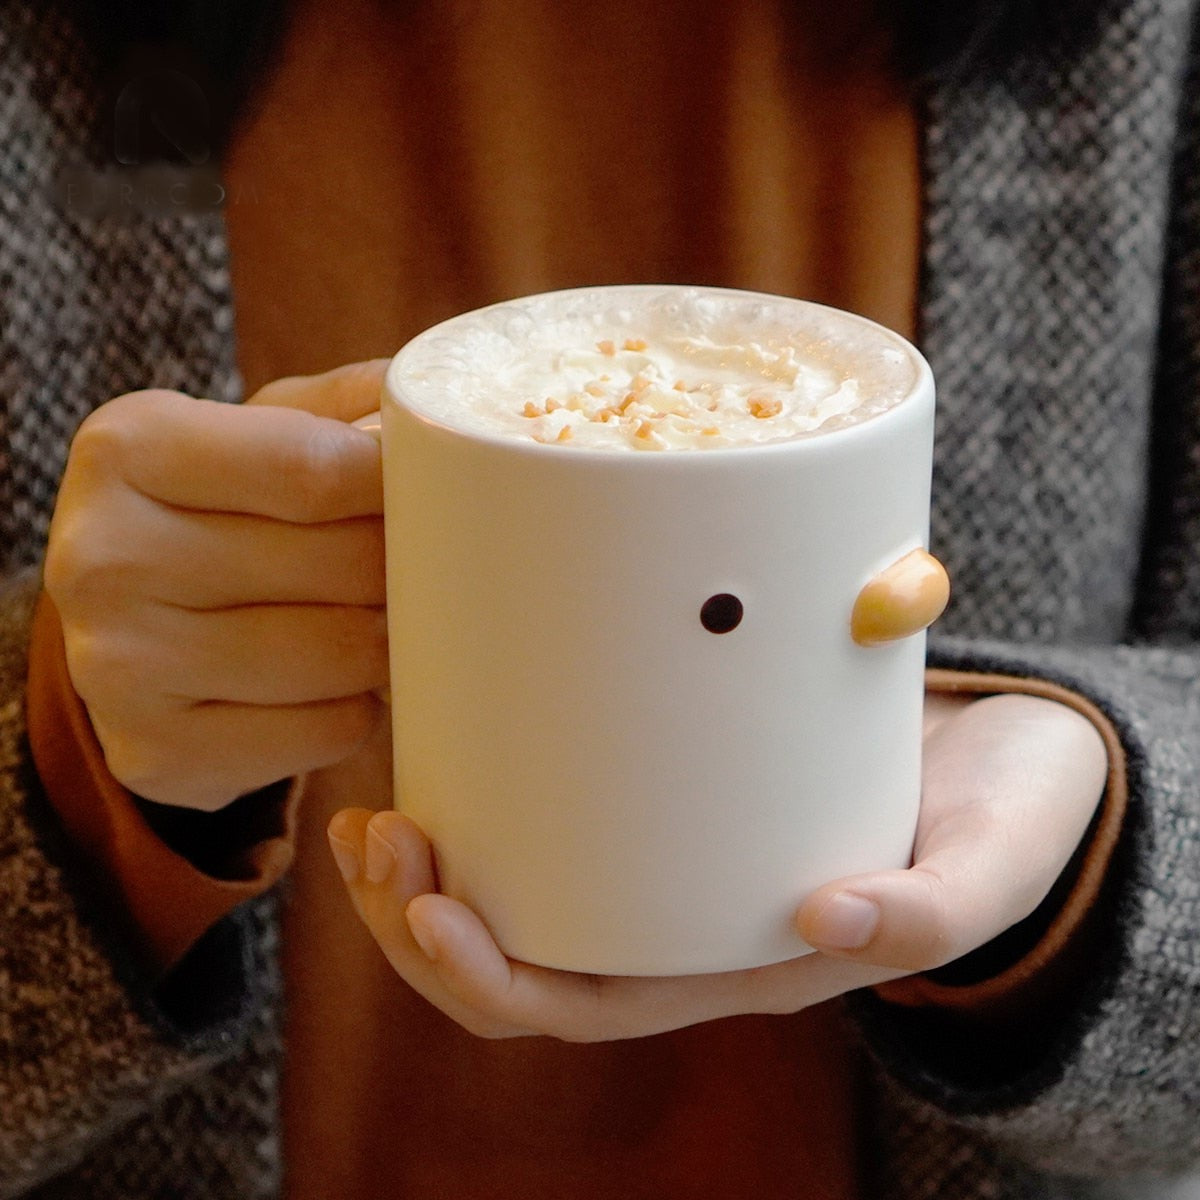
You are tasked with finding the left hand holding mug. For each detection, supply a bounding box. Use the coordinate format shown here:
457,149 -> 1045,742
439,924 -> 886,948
327,691 -> 1107,1041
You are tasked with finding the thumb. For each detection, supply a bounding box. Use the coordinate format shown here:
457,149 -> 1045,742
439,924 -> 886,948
246,358 -> 390,424
796,694 -> 1108,972
795,855 -> 1010,973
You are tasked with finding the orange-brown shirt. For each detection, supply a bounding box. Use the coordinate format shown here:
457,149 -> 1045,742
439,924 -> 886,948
25,1 -> 1128,1199
231,5 -> 915,1194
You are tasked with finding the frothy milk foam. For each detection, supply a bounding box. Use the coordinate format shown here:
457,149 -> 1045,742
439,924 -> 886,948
391,286 -> 917,451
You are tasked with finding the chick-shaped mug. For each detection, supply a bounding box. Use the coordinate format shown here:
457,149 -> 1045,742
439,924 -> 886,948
374,285 -> 947,975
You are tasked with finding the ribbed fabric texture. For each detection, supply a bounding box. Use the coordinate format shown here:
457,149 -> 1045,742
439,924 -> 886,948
0,7 -> 281,1200
0,3 -> 240,575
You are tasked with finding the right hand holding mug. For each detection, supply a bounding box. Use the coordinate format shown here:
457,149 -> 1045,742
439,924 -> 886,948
44,360 -> 390,812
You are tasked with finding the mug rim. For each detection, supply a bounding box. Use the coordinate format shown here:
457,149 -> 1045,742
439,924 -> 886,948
383,284 -> 934,463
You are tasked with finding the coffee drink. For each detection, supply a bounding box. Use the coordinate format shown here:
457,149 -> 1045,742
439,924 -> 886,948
391,286 -> 917,451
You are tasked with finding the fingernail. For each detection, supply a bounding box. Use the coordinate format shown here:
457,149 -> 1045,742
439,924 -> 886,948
407,905 -> 439,962
809,892 -> 880,950
365,824 -> 397,884
327,832 -> 360,883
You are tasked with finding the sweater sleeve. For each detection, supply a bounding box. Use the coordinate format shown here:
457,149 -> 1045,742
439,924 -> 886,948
26,590 -> 300,972
855,20 -> 1200,1177
851,633 -> 1200,1181
0,570 -> 286,1196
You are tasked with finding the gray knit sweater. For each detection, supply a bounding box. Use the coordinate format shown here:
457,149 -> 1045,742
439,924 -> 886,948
1,1 -> 1199,1197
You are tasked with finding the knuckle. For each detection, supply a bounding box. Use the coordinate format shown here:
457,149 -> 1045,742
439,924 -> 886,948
41,521 -> 82,606
59,629 -> 110,698
44,521 -> 132,611
61,628 -> 152,715
69,390 -> 181,476
49,395 -> 182,610
101,726 -> 230,811
96,724 -> 169,799
69,403 -> 133,477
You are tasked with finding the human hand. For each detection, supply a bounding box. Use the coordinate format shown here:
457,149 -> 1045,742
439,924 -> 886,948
44,361 -> 390,811
327,690 -> 1108,1041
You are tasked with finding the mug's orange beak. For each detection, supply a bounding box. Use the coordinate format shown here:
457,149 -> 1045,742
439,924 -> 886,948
850,548 -> 949,647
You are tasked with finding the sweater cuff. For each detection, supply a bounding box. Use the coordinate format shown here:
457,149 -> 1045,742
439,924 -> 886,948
873,667 -> 1128,1025
26,590 -> 301,973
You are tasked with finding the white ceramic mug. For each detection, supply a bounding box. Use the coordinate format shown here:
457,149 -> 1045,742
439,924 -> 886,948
378,285 -> 946,975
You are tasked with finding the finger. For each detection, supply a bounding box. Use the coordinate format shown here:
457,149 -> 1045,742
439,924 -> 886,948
808,818 -> 1070,972
246,359 -> 389,422
798,695 -> 1108,971
52,496 -> 384,610
153,513 -> 385,608
797,867 -> 959,971
399,893 -> 721,1042
797,846 -> 1047,973
69,389 -> 383,521
96,694 -> 384,811
329,810 -> 533,1039
156,511 -> 384,609
327,808 -> 437,894
339,815 -> 906,1043
404,893 -> 905,1043
85,602 -> 389,706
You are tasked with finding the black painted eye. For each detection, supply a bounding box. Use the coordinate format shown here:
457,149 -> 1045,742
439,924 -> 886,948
700,593 -> 743,634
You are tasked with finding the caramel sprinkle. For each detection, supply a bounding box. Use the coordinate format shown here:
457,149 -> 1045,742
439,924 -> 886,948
516,335 -> 798,449
749,395 -> 783,419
